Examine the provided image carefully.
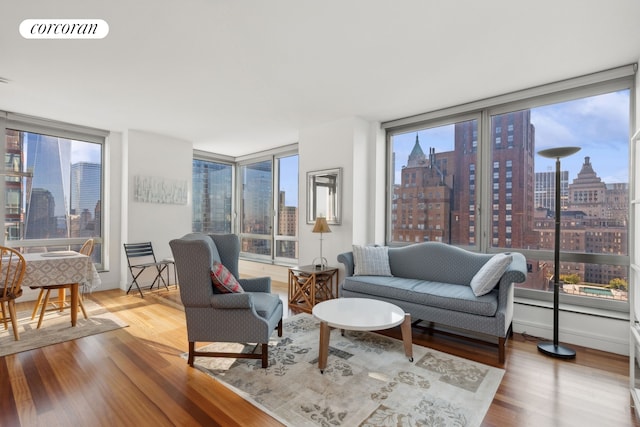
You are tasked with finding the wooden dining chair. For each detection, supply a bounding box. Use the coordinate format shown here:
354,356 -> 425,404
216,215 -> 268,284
30,238 -> 94,327
0,246 -> 27,340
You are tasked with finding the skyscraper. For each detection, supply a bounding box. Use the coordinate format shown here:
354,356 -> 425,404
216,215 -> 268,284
70,162 -> 101,215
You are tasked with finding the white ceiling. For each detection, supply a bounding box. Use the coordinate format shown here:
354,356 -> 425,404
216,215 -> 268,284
1,1 -> 639,157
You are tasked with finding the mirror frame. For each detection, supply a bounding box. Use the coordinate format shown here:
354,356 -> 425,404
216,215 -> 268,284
307,167 -> 342,225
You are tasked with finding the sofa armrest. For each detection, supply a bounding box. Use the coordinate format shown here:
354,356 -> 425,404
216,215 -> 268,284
496,252 -> 527,308
239,276 -> 271,293
337,252 -> 355,277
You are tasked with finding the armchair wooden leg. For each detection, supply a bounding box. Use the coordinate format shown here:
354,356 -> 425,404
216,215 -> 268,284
277,318 -> 283,337
261,343 -> 268,368
188,341 -> 195,366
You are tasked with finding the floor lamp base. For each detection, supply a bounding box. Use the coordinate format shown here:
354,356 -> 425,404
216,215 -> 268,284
537,342 -> 576,359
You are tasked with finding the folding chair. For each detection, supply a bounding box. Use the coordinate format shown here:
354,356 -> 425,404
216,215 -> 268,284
123,242 -> 173,298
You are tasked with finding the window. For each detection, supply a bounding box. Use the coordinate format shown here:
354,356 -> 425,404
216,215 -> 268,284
192,158 -> 233,233
236,149 -> 299,263
384,65 -> 634,311
2,114 -> 106,266
239,159 -> 273,258
275,154 -> 299,262
489,90 -> 630,306
389,119 -> 478,248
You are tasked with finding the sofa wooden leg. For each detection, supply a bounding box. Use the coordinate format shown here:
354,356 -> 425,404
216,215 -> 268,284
498,337 -> 506,364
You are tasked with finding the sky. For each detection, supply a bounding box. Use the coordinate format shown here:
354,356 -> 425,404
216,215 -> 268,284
392,90 -> 631,185
71,140 -> 101,163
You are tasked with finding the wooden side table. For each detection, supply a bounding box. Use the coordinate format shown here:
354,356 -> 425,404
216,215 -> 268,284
288,265 -> 339,313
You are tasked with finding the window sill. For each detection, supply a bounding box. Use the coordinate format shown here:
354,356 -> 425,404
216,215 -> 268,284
514,296 -> 630,321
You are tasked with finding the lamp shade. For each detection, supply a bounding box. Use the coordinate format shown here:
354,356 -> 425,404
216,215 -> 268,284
312,217 -> 331,233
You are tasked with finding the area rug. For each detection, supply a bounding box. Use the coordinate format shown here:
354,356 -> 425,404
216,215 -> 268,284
0,299 -> 128,357
188,313 -> 503,427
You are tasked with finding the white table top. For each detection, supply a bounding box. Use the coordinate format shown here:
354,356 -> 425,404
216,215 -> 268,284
312,298 -> 406,331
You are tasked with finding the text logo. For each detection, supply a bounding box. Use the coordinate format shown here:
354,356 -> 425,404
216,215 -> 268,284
20,19 -> 109,39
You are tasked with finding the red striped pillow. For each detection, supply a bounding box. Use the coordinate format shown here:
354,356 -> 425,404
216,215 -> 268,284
210,261 -> 244,293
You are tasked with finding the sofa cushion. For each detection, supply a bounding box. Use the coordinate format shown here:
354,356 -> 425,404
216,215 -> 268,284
353,245 -> 392,276
211,261 -> 244,293
470,253 -> 513,297
342,276 -> 498,317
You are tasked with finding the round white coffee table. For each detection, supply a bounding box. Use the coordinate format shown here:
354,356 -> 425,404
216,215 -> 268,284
312,298 -> 413,372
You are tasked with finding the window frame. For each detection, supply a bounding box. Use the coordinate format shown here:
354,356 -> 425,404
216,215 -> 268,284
1,111 -> 108,268
383,65 -> 636,313
234,144 -> 299,265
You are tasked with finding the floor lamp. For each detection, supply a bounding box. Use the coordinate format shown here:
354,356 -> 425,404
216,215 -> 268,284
537,146 -> 580,359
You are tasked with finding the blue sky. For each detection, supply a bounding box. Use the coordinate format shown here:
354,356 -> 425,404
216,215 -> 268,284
71,140 -> 101,164
392,90 -> 630,185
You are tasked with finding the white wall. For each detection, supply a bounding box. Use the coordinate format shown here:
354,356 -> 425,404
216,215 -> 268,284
119,129 -> 193,289
298,117 -> 383,270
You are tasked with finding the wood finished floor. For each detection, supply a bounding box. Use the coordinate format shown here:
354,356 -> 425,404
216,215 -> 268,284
1,283 -> 638,427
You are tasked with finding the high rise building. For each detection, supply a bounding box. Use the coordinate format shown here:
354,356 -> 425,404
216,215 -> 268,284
70,162 -> 101,215
24,133 -> 71,238
535,169 -> 570,211
192,160 -> 232,233
451,111 -> 537,248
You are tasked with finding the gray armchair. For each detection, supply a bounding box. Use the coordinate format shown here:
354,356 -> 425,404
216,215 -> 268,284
169,233 -> 283,368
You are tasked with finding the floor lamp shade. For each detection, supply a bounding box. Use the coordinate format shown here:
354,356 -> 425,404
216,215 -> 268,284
537,146 -> 580,359
312,217 -> 331,269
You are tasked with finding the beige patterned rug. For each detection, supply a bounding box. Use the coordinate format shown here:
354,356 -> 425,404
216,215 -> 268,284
0,298 -> 127,357
189,313 -> 503,427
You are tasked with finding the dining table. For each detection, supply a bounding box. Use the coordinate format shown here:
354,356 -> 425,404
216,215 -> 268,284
21,251 -> 101,327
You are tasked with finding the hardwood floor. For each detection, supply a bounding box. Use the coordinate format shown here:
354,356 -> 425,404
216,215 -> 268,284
1,284 -> 638,427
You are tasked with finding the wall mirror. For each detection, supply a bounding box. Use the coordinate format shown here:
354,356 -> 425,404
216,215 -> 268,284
307,167 -> 342,225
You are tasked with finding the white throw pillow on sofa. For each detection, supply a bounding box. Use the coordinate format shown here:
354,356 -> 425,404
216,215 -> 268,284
353,245 -> 392,276
470,253 -> 513,297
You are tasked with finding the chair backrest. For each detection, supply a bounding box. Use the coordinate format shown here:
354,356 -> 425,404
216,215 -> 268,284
209,234 -> 241,278
123,242 -> 158,266
0,246 -> 26,301
79,238 -> 95,256
169,233 -> 242,307
169,234 -> 218,307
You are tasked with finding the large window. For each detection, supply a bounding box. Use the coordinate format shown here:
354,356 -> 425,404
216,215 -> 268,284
275,154 -> 299,262
193,149 -> 298,264
2,116 -> 106,266
239,159 -> 273,258
192,158 -> 233,233
386,67 -> 634,310
390,117 -> 478,247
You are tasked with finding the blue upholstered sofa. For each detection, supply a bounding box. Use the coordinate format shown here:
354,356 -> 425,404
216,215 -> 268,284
337,242 -> 527,363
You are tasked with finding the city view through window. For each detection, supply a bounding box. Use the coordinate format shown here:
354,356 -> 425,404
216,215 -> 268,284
4,129 -> 102,261
391,90 -> 630,301
192,154 -> 299,262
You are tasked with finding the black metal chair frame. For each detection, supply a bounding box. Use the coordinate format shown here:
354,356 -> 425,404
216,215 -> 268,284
124,242 -> 174,298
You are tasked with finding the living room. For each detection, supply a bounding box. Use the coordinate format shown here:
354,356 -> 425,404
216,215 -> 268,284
2,1 -> 640,426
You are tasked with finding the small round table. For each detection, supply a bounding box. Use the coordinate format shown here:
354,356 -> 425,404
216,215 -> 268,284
312,298 -> 414,372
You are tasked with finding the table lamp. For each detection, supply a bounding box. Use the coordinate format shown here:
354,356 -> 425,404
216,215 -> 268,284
312,216 -> 331,269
